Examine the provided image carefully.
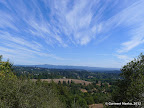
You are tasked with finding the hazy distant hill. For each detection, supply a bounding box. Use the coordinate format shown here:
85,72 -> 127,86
16,64 -> 120,72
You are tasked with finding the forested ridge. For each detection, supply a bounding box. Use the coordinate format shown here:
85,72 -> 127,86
0,54 -> 144,108
14,67 -> 121,83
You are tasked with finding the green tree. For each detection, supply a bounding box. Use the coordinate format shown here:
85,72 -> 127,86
0,55 -> 64,108
0,55 -> 16,80
112,53 -> 144,107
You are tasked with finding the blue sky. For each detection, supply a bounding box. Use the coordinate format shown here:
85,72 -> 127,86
0,0 -> 144,68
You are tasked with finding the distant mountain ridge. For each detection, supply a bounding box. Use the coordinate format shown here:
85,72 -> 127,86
15,64 -> 120,71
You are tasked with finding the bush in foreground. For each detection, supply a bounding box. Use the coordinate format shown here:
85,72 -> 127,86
0,55 -> 64,108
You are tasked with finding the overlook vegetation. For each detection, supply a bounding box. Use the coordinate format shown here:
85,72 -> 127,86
13,67 -> 119,107
0,55 -> 64,108
0,54 -> 144,108
13,67 -> 121,83
111,54 -> 144,108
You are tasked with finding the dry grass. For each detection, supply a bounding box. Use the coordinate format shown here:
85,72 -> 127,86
32,79 -> 92,85
89,104 -> 103,108
80,89 -> 87,93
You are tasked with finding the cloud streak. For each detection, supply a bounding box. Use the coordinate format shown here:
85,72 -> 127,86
0,0 -> 144,66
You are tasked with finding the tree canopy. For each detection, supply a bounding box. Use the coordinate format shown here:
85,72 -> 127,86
0,55 -> 64,108
112,53 -> 144,107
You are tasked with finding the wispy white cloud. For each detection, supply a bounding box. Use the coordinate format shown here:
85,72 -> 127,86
0,31 -> 42,51
0,0 -> 131,48
46,0 -> 113,45
109,0 -> 144,53
115,54 -> 132,61
0,31 -> 64,62
0,0 -> 144,66
118,32 -> 144,53
0,44 -> 65,61
114,54 -> 134,67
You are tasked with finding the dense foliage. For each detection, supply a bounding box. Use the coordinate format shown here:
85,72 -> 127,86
111,54 -> 144,108
2,54 -> 144,107
0,55 -> 119,108
12,65 -> 121,107
14,66 -> 121,84
48,80 -> 116,107
0,55 -> 64,108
